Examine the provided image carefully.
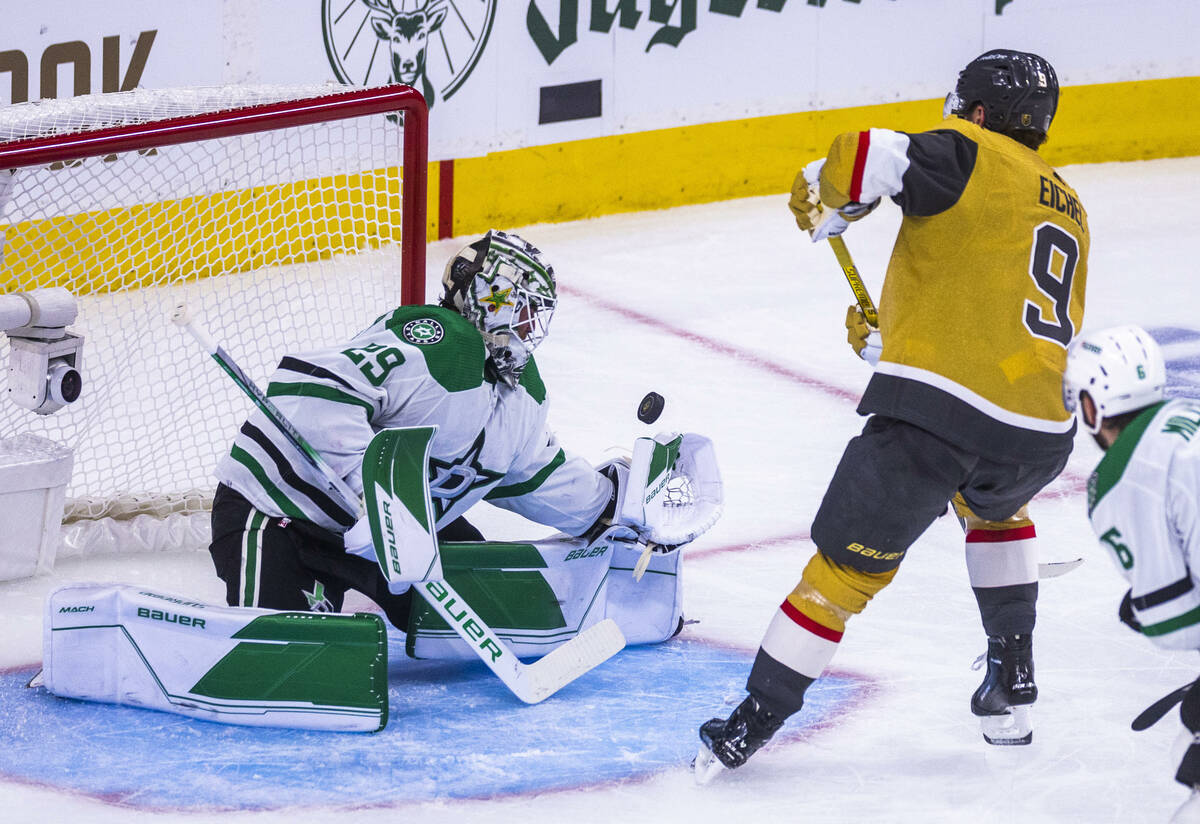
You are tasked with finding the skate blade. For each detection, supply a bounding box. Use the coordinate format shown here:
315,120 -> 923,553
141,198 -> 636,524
692,744 -> 727,785
980,705 -> 1032,746
26,669 -> 44,689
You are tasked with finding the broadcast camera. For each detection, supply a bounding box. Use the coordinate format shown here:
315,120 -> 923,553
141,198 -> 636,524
2,288 -> 83,415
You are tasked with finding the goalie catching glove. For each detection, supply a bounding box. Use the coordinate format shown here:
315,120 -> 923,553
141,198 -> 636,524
788,158 -> 879,242
591,433 -> 723,577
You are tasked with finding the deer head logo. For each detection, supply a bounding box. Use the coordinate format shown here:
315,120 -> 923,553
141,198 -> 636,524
361,0 -> 447,103
322,0 -> 496,108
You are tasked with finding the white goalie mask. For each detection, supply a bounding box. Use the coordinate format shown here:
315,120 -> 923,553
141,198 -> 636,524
440,230 -> 557,386
1062,325 -> 1166,433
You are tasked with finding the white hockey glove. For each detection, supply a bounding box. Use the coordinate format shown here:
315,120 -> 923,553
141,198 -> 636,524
788,158 -> 879,243
343,512 -> 437,595
845,304 -> 882,366
344,516 -> 376,561
595,433 -> 724,580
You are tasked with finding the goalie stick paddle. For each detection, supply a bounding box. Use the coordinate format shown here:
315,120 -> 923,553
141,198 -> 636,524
174,304 -> 625,703
828,236 -> 878,328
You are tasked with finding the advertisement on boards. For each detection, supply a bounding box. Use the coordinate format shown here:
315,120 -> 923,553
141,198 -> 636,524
3,1 -> 1198,160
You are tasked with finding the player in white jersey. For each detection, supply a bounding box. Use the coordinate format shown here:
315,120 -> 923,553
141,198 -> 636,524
1063,324 -> 1200,819
209,230 -> 665,635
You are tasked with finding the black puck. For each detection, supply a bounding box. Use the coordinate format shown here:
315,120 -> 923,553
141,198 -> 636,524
637,391 -> 665,424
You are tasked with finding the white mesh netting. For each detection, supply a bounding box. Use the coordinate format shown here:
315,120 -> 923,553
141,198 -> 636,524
0,84 -> 419,556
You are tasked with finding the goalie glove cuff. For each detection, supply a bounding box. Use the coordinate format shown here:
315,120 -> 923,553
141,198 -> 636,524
583,458 -> 629,544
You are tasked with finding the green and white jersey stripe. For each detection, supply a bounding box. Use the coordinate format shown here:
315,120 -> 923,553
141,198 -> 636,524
1088,398 -> 1200,649
216,304 -> 609,535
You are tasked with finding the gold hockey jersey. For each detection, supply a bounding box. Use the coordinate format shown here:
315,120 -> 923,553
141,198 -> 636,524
819,118 -> 1089,463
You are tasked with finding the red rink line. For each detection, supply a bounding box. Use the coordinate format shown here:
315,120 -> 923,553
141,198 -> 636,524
685,530 -> 814,561
559,284 -> 862,405
562,284 -> 1090,560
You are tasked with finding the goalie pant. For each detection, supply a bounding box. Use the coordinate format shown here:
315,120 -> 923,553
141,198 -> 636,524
210,483 -> 684,654
212,483 -> 448,625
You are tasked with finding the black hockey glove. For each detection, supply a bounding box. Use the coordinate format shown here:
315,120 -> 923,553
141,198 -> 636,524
1119,589 -> 1144,634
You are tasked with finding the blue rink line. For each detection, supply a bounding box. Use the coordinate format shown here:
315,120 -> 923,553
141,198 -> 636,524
0,638 -> 869,811
1151,326 -> 1200,397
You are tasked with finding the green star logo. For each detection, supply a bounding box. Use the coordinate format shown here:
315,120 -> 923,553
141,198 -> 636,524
480,287 -> 514,313
427,431 -> 503,521
402,318 -> 444,345
302,581 -> 332,612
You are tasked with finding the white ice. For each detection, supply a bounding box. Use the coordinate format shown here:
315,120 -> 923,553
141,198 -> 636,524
3,156 -> 1200,823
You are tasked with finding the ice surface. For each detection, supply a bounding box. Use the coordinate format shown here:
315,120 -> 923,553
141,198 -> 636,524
1,156 -> 1199,823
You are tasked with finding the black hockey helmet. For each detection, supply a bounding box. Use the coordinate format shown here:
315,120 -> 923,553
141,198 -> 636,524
945,50 -> 1059,148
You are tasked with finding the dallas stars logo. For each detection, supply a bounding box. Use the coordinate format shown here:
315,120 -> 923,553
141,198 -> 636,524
402,318 -> 444,345
480,286 -> 514,314
303,582 -> 334,612
427,431 -> 502,520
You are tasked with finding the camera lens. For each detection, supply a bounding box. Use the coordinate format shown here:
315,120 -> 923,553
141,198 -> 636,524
47,361 -> 82,405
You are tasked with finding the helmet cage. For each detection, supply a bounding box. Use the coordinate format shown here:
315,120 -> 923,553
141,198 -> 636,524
946,50 -> 1059,146
441,230 -> 556,385
1062,325 -> 1166,434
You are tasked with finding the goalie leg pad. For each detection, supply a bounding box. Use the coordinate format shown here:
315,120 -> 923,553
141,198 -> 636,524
43,583 -> 388,732
606,542 -> 683,645
406,537 -> 612,660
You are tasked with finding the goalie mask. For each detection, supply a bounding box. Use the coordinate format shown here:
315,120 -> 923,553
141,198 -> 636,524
440,230 -> 557,386
1062,325 -> 1166,434
944,50 -> 1059,149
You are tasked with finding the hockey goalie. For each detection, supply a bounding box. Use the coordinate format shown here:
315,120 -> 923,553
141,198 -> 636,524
38,231 -> 723,729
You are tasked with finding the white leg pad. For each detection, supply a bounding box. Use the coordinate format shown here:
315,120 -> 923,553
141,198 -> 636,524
606,542 -> 684,645
43,583 -> 388,731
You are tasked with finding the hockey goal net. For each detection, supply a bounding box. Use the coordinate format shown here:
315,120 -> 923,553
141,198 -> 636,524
0,83 -> 427,556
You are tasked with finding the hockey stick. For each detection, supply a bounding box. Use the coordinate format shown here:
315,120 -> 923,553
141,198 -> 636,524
171,304 -> 360,516
828,236 -> 878,328
1038,557 -> 1084,579
173,304 -> 625,703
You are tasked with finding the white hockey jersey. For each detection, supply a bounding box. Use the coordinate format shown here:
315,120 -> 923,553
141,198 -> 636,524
215,305 -> 610,535
1088,398 -> 1200,649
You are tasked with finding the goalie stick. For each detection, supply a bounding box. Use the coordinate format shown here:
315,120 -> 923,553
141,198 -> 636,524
173,304 -> 625,704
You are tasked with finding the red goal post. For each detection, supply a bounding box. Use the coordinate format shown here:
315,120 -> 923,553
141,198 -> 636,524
0,83 -> 428,556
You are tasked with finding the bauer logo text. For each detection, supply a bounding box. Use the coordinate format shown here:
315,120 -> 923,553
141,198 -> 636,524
422,580 -> 504,663
136,607 -> 206,629
845,542 -> 904,562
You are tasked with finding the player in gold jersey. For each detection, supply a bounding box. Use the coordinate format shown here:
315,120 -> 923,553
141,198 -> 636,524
696,50 -> 1088,779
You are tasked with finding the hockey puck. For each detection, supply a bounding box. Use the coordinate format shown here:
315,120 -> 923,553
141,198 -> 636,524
637,391 -> 665,424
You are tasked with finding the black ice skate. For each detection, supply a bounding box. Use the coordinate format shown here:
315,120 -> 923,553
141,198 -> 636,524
694,694 -> 783,783
970,633 -> 1037,745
